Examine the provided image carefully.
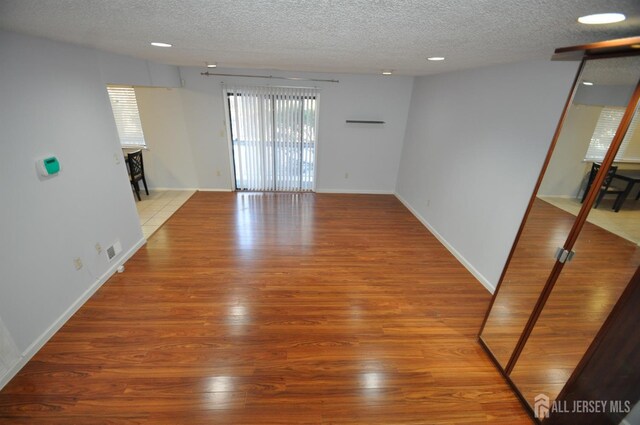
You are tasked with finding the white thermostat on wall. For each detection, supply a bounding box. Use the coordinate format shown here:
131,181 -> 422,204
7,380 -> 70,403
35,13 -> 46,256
37,156 -> 61,177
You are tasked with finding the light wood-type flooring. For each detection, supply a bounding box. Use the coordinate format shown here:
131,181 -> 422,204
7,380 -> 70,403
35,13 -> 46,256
0,192 -> 533,424
540,195 -> 640,244
481,198 -> 639,406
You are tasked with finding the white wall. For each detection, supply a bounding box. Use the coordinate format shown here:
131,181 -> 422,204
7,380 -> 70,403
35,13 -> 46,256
573,84 -> 635,108
175,67 -> 414,193
538,104 -> 600,197
539,86 -> 640,198
0,30 -> 179,389
0,30 -> 411,388
136,87 -> 200,189
98,50 -> 181,88
0,27 -> 589,390
396,60 -> 579,291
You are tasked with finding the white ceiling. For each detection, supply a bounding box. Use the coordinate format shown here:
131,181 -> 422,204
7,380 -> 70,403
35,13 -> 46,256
0,0 -> 639,76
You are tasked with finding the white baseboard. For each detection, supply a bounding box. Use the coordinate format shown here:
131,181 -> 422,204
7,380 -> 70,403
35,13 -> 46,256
539,194 -> 577,199
0,237 -> 147,390
148,188 -> 233,192
149,187 -> 199,192
316,189 -> 394,195
154,188 -> 392,195
394,193 -> 496,294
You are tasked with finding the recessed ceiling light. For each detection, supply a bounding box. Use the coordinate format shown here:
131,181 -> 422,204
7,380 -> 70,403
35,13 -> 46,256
578,13 -> 626,25
427,57 -> 445,61
150,42 -> 172,47
582,81 -> 594,86
382,70 -> 393,75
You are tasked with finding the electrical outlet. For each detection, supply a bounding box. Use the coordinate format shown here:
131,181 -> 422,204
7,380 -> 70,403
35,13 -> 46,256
344,172 -> 349,179
73,257 -> 83,270
216,170 -> 221,177
427,199 -> 431,207
113,153 -> 121,165
95,243 -> 102,254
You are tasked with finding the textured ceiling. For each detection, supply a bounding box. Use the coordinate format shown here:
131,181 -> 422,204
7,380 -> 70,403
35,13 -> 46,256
0,0 -> 639,76
580,56 -> 640,85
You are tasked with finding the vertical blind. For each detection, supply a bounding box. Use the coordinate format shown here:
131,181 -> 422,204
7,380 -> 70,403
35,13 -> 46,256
106,86 -> 147,147
584,106 -> 640,162
226,85 -> 319,192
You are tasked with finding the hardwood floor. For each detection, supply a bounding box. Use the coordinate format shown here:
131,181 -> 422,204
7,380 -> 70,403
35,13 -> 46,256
481,199 -> 577,366
540,195 -> 640,244
0,192 -> 532,424
481,198 -> 639,406
510,200 -> 639,404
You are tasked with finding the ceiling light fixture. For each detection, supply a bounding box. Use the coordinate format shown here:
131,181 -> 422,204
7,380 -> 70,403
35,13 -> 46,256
582,81 -> 594,86
206,62 -> 217,68
150,42 -> 172,47
631,44 -> 640,49
577,13 -> 626,25
427,57 -> 445,61
382,70 -> 393,75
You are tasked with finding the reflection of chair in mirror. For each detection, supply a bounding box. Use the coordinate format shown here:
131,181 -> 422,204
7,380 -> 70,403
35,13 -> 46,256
479,38 -> 640,423
581,162 -> 625,211
127,150 -> 149,201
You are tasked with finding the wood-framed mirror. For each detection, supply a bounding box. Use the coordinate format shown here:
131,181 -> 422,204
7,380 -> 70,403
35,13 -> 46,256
478,37 -> 640,421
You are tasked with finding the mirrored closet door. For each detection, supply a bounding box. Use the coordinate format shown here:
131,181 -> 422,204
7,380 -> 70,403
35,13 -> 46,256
479,38 -> 640,424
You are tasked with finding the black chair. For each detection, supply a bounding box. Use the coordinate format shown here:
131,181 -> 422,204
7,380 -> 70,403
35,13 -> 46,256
126,150 -> 149,201
582,162 -> 625,211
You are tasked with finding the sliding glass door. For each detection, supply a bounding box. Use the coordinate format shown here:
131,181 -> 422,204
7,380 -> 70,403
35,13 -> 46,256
226,85 -> 319,192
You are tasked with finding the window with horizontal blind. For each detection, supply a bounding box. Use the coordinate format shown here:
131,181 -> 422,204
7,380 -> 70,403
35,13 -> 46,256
584,106 -> 640,162
106,86 -> 147,148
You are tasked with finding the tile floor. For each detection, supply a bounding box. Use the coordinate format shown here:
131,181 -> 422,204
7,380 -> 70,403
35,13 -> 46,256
134,190 -> 196,238
540,195 -> 639,244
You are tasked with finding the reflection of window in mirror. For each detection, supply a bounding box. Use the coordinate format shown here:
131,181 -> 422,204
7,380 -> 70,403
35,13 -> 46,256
584,108 -> 640,162
537,99 -> 640,245
480,53 -> 640,370
480,40 -> 640,424
535,56 -> 640,245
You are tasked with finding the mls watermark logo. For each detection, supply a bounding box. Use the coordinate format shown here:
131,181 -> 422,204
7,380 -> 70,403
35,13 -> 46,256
534,393 -> 550,419
533,393 -> 631,418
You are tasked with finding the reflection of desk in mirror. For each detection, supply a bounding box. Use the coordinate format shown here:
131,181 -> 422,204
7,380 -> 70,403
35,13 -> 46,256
614,169 -> 640,210
479,38 -> 640,423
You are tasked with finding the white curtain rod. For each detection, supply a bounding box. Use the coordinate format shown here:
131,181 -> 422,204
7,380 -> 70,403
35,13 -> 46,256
200,71 -> 339,83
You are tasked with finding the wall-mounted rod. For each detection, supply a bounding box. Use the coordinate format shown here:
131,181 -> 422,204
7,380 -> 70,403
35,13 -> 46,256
201,71 -> 339,83
346,120 -> 385,124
